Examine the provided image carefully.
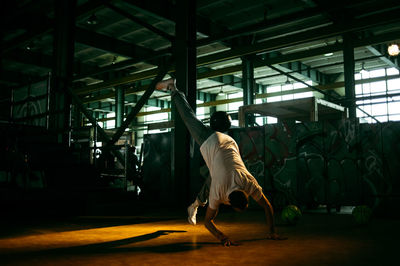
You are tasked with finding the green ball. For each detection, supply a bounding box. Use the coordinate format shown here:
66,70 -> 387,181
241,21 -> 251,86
281,205 -> 302,225
352,205 -> 372,225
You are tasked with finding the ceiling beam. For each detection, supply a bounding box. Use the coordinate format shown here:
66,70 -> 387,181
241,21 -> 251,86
197,7 -> 400,66
105,2 -> 174,42
122,0 -> 229,40
72,23 -> 400,94
197,6 -> 325,47
75,27 -> 154,59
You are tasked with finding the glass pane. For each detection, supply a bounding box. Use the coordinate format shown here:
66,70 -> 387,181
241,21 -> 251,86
388,102 -> 400,114
387,78 -> 400,91
376,115 -> 388,122
282,84 -> 293,91
267,96 -> 281,102
389,114 -> 400,121
293,92 -> 313,99
228,92 -> 243,98
145,107 -> 168,122
266,116 -> 277,124
371,103 -> 387,116
282,94 -> 293,100
355,84 -> 362,95
293,82 -> 306,89
370,81 -> 386,94
196,100 -> 205,119
369,69 -> 385,78
361,71 -> 370,79
267,86 -> 281,93
359,116 -> 371,123
356,108 -> 364,117
228,101 -> 243,112
255,116 -> 264,125
387,67 -> 400,75
357,105 -> 372,116
361,83 -> 370,94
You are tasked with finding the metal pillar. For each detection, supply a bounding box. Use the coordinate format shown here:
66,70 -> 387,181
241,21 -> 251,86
50,0 -> 76,145
173,0 -> 197,205
115,86 -> 125,128
242,55 -> 255,127
343,33 -> 356,118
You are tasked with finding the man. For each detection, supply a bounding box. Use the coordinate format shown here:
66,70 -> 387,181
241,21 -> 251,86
156,78 -> 286,246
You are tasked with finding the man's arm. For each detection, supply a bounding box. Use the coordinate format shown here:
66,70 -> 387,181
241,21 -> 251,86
204,206 -> 239,246
256,193 -> 287,240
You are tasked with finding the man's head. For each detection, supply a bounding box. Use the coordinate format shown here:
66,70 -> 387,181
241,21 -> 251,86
210,111 -> 231,132
228,190 -> 249,212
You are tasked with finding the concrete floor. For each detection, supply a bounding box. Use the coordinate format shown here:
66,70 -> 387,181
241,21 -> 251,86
0,207 -> 398,266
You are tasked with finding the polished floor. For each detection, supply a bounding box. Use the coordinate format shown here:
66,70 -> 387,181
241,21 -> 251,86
0,206 -> 397,266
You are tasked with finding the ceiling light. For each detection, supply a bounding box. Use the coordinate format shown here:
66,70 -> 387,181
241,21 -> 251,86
218,87 -> 225,96
324,52 -> 333,56
388,43 -> 399,56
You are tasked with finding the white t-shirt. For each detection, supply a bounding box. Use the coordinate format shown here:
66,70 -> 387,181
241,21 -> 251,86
200,132 -> 263,210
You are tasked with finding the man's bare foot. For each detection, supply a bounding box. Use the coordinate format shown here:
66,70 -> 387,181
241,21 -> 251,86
156,78 -> 176,92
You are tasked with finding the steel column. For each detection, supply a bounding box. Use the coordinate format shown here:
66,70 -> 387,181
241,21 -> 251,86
173,0 -> 197,205
49,0 -> 76,146
242,55 -> 255,127
343,33 -> 356,118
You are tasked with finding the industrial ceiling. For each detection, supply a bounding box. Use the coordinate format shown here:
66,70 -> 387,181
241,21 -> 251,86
1,0 -> 400,116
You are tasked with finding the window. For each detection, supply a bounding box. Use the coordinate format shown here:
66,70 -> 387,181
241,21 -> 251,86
227,92 -> 243,112
144,106 -> 169,134
196,100 -> 206,120
356,67 -> 400,123
105,112 -> 115,129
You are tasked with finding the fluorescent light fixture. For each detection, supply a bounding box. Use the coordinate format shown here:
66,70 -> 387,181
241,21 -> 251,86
324,52 -> 333,56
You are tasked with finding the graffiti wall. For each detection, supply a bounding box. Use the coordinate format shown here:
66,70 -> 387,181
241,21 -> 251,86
233,120 -> 400,213
143,120 -> 400,213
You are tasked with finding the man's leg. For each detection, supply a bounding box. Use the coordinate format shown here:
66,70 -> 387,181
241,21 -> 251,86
157,78 -> 214,146
172,89 -> 214,146
156,78 -> 213,225
188,174 -> 211,225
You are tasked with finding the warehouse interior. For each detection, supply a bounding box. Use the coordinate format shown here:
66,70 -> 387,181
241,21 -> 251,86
1,0 -> 400,265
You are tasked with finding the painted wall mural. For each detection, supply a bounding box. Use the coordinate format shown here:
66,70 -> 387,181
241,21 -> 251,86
143,120 -> 400,213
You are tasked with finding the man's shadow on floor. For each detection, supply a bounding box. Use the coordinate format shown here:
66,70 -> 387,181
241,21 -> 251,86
1,230 -> 221,263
